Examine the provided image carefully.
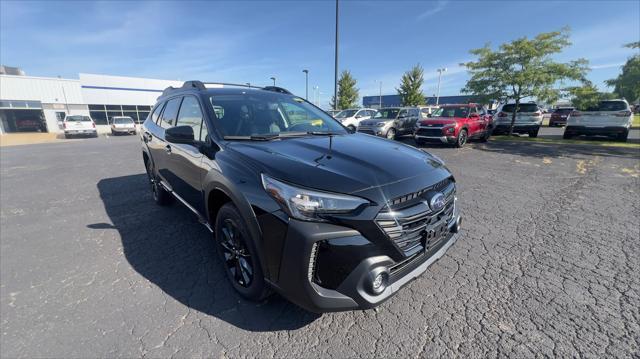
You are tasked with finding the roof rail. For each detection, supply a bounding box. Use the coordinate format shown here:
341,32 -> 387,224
263,86 -> 292,95
160,81 -> 293,96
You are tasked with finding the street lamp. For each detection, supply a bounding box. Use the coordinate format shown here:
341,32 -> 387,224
302,69 -> 309,100
436,68 -> 447,105
313,86 -> 319,106
333,0 -> 339,110
377,81 -> 382,109
270,77 -> 276,86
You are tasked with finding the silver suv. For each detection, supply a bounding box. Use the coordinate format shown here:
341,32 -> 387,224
357,107 -> 420,140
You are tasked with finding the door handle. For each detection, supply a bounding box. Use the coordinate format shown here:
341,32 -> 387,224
165,145 -> 172,154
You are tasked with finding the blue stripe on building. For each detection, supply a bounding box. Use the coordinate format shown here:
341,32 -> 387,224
81,85 -> 163,93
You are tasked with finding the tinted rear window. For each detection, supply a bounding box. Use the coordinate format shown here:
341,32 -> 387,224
501,104 -> 539,113
553,108 -> 573,114
594,101 -> 627,111
66,115 -> 91,122
113,117 -> 134,124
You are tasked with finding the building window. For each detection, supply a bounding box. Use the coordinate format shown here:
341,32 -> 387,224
90,111 -> 108,125
88,104 -> 154,125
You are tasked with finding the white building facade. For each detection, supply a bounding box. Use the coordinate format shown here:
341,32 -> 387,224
0,73 -> 182,134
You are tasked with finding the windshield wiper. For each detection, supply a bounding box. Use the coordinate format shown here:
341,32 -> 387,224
305,131 -> 342,136
224,131 -> 342,141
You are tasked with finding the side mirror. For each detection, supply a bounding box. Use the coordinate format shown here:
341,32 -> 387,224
355,114 -> 362,119
347,126 -> 356,134
165,125 -> 195,144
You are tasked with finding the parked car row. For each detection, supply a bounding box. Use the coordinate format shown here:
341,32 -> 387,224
61,115 -> 138,139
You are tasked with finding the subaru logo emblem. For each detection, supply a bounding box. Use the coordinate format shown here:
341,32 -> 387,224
429,192 -> 446,211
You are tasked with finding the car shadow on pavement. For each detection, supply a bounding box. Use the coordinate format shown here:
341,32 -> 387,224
94,174 -> 320,331
470,140 -> 640,160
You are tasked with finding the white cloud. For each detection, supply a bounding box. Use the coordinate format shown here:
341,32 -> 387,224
417,0 -> 449,21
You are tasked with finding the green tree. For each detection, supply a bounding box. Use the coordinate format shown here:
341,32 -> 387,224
566,81 -> 615,110
461,28 -> 589,135
397,64 -> 426,106
331,70 -> 359,110
605,42 -> 640,103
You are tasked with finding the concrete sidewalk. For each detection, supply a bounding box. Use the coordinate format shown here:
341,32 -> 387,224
0,133 -> 66,147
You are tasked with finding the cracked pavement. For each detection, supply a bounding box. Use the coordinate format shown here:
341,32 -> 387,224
1,136 -> 639,357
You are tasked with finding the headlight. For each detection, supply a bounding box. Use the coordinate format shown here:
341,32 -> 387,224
261,174 -> 369,221
375,122 -> 387,126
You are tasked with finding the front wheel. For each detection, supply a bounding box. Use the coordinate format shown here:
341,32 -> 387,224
455,129 -> 468,148
386,128 -> 396,140
214,203 -> 270,301
563,132 -> 573,140
617,130 -> 629,142
146,160 -> 172,206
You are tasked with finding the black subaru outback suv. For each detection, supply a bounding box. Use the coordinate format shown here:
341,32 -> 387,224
141,81 -> 462,312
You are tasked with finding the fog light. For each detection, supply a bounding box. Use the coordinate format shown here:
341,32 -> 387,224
369,271 -> 388,295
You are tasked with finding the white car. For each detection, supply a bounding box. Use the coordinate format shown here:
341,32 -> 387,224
110,116 -> 137,135
334,108 -> 377,132
493,102 -> 542,137
63,115 -> 98,138
564,99 -> 633,141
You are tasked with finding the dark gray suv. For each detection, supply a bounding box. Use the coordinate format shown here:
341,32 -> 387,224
357,107 -> 420,140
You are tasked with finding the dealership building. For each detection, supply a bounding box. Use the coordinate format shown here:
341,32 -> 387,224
0,69 -> 182,134
362,94 -> 479,108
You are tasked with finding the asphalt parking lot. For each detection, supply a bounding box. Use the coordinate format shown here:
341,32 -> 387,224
1,135 -> 639,357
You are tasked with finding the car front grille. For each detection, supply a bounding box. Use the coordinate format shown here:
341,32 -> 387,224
375,179 -> 456,256
416,128 -> 443,137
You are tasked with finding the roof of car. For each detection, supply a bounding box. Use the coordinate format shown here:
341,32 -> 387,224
440,103 -> 479,107
159,81 -> 295,99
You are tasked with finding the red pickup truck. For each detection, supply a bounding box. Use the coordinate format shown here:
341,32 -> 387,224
414,103 -> 492,148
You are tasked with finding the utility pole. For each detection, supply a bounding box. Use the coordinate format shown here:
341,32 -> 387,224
436,68 -> 447,105
313,86 -> 319,106
303,69 -> 309,100
333,0 -> 339,110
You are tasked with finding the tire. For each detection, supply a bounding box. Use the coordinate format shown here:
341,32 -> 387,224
214,203 -> 270,301
478,129 -> 490,142
64,134 -> 70,139
617,130 -> 629,142
145,159 -> 172,206
529,129 -> 539,138
414,138 -> 425,147
386,128 -> 396,140
563,132 -> 573,140
455,129 -> 468,148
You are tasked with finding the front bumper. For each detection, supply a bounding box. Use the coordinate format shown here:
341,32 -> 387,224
269,212 -> 462,313
414,134 -> 456,144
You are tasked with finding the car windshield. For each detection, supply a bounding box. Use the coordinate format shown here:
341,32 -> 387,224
501,104 -> 539,113
592,101 -> 627,111
373,108 -> 400,119
209,92 -> 346,138
432,107 -> 470,118
335,110 -> 357,118
113,117 -> 134,124
66,115 -> 91,122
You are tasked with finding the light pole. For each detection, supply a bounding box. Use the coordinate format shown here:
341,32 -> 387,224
313,86 -> 319,106
436,68 -> 447,105
378,81 -> 382,109
333,0 -> 339,110
270,77 -> 276,86
302,69 -> 309,100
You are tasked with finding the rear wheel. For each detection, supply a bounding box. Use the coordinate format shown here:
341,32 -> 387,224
455,129 -> 468,148
529,129 -> 539,138
386,128 -> 396,140
145,159 -> 172,206
563,132 -> 573,140
214,203 -> 270,301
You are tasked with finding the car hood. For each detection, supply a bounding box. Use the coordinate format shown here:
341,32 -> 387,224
419,118 -> 460,126
224,134 -> 448,198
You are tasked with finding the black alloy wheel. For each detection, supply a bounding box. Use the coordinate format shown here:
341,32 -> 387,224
219,218 -> 254,287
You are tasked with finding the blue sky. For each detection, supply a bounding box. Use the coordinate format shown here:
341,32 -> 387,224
1,0 -> 639,107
